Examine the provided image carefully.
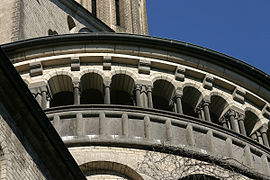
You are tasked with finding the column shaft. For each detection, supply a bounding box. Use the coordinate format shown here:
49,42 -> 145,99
74,87 -> 80,105
176,97 -> 183,114
147,90 -> 153,108
203,102 -> 211,122
104,86 -> 111,104
41,91 -> 47,109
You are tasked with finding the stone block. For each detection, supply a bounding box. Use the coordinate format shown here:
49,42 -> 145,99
138,59 -> 150,74
103,56 -> 112,70
175,66 -> 185,81
71,57 -> 80,71
232,87 -> 246,104
203,74 -> 214,90
29,61 -> 43,77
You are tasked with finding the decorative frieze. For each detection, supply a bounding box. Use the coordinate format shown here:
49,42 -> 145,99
175,66 -> 185,81
138,59 -> 151,74
70,57 -> 80,71
29,61 -> 43,77
103,56 -> 112,70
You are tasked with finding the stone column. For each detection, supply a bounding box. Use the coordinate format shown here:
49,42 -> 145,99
104,81 -> 111,104
202,100 -> 211,122
220,116 -> 228,129
147,86 -> 153,108
238,113 -> 247,136
73,81 -> 80,105
36,93 -> 42,106
251,133 -> 258,142
141,85 -> 148,108
41,86 -> 48,109
227,110 -> 240,133
135,84 -> 142,107
175,91 -> 183,114
260,125 -> 269,147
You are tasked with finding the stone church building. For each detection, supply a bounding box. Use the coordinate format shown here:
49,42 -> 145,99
0,0 -> 270,179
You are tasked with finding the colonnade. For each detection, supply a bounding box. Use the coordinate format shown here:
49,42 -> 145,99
30,73 -> 270,148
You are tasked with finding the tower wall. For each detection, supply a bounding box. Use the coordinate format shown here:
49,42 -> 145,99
76,0 -> 149,35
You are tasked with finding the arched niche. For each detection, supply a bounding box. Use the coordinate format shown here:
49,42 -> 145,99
180,174 -> 220,180
80,72 -> 104,104
67,15 -> 76,31
244,110 -> 259,136
48,75 -> 73,107
80,161 -> 143,180
209,95 -> 228,125
111,74 -> 135,105
152,79 -> 174,111
182,86 -> 201,118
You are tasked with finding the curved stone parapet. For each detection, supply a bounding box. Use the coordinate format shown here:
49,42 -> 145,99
45,104 -> 270,177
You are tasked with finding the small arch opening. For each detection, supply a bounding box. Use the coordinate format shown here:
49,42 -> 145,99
48,75 -> 73,107
182,86 -> 201,118
67,15 -> 76,31
244,110 -> 259,136
80,73 -> 104,104
209,95 -> 228,125
111,74 -> 135,106
152,79 -> 174,112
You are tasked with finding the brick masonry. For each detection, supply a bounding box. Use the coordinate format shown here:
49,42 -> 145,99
0,115 -> 49,180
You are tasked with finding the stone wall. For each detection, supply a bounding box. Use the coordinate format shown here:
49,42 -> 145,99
69,146 -> 250,180
0,114 -> 50,179
76,0 -> 148,35
0,0 -> 17,44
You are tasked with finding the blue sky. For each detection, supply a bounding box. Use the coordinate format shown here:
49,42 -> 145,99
146,1 -> 270,75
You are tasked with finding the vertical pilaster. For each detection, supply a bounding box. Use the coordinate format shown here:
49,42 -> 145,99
144,116 -> 150,139
122,113 -> 129,137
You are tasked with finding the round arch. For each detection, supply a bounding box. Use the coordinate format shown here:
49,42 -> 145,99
152,79 -> 175,111
80,72 -> 104,104
48,75 -> 74,107
182,86 -> 202,117
80,161 -> 144,180
244,110 -> 259,136
209,94 -> 228,125
111,74 -> 135,105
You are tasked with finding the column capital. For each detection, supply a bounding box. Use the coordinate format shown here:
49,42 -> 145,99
174,90 -> 183,99
225,109 -> 237,118
259,124 -> 269,134
104,79 -> 111,87
73,81 -> 80,88
146,85 -> 153,92
135,84 -> 142,90
140,85 -> 147,93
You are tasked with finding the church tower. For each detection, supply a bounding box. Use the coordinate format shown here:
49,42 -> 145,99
75,0 -> 149,35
